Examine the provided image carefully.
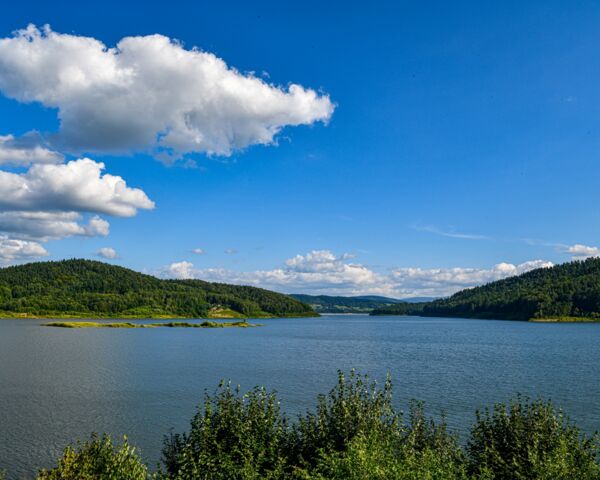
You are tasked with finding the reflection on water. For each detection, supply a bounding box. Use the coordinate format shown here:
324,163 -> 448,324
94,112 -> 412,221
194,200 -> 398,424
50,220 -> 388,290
1,315 -> 599,478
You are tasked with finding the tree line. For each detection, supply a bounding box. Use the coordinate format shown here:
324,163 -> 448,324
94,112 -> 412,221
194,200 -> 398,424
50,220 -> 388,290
0,259 -> 314,318
372,258 -> 600,320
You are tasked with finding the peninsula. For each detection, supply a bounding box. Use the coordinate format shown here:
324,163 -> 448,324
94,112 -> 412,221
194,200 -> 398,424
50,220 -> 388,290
372,258 -> 600,322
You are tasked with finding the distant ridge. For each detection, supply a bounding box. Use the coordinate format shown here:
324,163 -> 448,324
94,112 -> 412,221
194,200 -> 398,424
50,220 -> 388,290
372,258 -> 600,321
0,259 -> 315,319
290,294 -> 424,313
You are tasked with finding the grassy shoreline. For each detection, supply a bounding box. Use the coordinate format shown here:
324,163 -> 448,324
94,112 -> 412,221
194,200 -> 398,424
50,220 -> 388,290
529,316 -> 600,323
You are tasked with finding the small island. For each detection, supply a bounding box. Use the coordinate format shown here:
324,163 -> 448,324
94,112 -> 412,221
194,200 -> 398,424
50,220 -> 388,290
43,320 -> 260,328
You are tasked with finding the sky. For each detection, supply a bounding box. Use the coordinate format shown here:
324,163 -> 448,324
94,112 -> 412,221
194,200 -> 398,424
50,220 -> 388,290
0,0 -> 599,298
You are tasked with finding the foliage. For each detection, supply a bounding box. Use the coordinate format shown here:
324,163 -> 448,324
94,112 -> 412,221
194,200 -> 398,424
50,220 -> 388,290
290,294 -> 402,313
468,396 -> 600,479
372,258 -> 600,320
36,434 -> 149,480
160,382 -> 288,479
0,259 -> 314,319
17,372 -> 600,479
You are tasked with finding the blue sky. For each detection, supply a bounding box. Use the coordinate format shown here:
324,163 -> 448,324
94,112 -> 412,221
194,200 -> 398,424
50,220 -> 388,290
0,1 -> 599,297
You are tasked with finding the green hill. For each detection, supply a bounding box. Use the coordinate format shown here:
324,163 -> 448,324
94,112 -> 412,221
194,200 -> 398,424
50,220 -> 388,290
371,258 -> 600,321
290,294 -> 402,313
0,259 -> 315,319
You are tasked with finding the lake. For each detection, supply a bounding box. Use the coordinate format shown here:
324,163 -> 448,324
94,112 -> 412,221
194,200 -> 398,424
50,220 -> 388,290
1,315 -> 600,478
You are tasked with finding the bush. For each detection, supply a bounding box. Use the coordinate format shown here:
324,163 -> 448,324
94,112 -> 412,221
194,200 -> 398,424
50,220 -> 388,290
36,433 -> 149,480
288,370 -> 399,468
467,396 -> 600,479
160,382 -> 288,480
7,372 -> 599,479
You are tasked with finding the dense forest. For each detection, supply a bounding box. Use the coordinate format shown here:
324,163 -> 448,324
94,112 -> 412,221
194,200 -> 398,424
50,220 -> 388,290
372,258 -> 600,321
0,259 -> 315,319
290,294 -> 403,313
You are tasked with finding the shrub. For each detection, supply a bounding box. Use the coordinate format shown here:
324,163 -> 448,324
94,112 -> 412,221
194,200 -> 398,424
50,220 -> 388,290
160,382 -> 288,480
467,396 -> 600,479
36,433 -> 149,480
288,370 -> 399,468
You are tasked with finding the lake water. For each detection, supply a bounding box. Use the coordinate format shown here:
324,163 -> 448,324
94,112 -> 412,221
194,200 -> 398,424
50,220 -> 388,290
1,315 -> 600,478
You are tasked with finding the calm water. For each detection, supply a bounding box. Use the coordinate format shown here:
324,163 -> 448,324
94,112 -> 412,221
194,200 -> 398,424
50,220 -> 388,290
1,315 -> 600,478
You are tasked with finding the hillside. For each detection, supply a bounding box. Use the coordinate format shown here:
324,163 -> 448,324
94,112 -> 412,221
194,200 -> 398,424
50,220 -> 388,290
290,294 -> 403,313
371,258 -> 600,321
0,259 -> 315,319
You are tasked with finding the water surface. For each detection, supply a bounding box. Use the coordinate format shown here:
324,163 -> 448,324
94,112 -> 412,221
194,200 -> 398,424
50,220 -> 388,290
1,315 -> 599,478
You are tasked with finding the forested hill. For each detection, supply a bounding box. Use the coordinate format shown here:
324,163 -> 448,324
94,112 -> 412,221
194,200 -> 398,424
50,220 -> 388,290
290,294 -> 403,313
371,258 -> 600,321
0,259 -> 315,319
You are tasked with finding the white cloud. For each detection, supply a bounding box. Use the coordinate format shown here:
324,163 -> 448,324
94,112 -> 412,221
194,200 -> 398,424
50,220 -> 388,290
0,25 -> 335,160
97,247 -> 118,259
566,244 -> 600,260
0,158 -> 154,216
414,224 -> 490,240
0,235 -> 48,262
192,248 -> 205,255
0,211 -> 109,241
0,132 -> 63,166
161,250 -> 553,297
166,261 -> 195,279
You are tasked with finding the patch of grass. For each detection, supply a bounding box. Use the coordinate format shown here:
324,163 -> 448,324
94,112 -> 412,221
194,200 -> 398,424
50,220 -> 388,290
529,316 -> 600,323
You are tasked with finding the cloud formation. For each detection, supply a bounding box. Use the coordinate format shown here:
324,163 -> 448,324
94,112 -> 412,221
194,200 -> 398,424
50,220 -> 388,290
162,250 -> 553,297
0,132 -> 64,166
567,244 -> 600,260
0,212 -> 108,241
97,247 -> 118,259
0,25 -> 335,160
0,158 -> 154,216
0,235 -> 48,262
0,157 -> 152,261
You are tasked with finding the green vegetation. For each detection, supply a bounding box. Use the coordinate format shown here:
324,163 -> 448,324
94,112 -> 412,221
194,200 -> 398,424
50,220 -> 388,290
37,434 -> 148,480
32,372 -> 600,479
43,320 -> 259,328
0,259 -> 315,319
372,258 -> 600,321
290,294 -> 403,313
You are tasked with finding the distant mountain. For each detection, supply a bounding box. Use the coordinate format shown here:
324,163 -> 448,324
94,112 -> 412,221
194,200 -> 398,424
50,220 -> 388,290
352,295 -> 405,303
372,258 -> 600,321
0,259 -> 315,319
401,296 -> 439,303
290,294 -> 404,313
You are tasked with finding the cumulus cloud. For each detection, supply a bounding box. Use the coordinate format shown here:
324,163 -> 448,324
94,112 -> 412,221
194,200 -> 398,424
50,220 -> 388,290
97,247 -> 118,259
0,235 -> 48,262
192,248 -> 205,255
0,211 -> 109,241
0,158 -> 154,216
0,131 -> 63,166
566,244 -> 600,261
0,157 -> 151,261
166,261 -> 195,279
161,250 -> 553,297
0,25 -> 335,160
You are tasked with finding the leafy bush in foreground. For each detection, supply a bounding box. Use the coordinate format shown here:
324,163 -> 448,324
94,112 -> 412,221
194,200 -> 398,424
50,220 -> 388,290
36,434 -> 148,480
31,372 -> 600,480
468,396 -> 600,479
